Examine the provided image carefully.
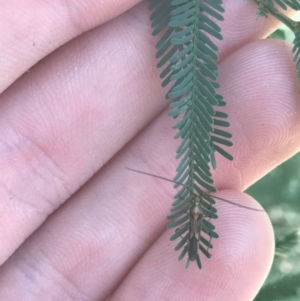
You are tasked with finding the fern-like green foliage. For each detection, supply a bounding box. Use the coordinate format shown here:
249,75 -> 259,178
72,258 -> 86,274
293,27 -> 300,79
149,0 -> 300,271
275,230 -> 300,254
254,231 -> 300,300
254,1 -> 300,83
149,0 -> 232,268
255,230 -> 300,300
257,0 -> 300,18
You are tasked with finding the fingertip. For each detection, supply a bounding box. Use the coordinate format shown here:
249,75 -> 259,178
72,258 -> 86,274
207,190 -> 274,299
111,190 -> 274,301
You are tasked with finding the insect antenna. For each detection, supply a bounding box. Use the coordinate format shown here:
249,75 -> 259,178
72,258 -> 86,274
126,167 -> 185,187
125,167 -> 265,212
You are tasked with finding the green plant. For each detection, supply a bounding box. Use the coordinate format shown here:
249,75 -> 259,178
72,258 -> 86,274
255,1 -> 300,79
246,140 -> 300,300
149,0 -> 300,269
254,231 -> 300,300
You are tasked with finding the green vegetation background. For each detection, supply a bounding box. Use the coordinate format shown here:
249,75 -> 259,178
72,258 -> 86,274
249,24 -> 300,301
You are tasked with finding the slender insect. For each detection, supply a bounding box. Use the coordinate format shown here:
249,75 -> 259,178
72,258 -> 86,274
188,196 -> 203,261
186,195 -> 208,269
171,195 -> 216,269
126,167 -> 264,268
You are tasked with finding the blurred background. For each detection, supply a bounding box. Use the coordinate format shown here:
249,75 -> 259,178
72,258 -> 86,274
249,16 -> 300,301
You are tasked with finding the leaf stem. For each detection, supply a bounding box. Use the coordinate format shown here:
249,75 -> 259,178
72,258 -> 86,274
253,0 -> 299,32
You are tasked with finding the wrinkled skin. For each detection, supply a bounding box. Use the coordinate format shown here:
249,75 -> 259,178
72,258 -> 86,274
0,1 -> 299,300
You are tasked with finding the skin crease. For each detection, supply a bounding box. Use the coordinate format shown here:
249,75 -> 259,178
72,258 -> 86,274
0,0 -> 299,300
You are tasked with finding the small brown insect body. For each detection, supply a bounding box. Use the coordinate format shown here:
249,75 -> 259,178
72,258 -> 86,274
191,196 -> 202,220
187,196 -> 204,262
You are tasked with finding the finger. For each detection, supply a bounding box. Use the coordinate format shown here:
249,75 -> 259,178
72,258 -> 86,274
213,0 -> 297,60
213,39 -> 300,190
110,191 -> 273,301
0,0 -> 141,93
0,0 -> 295,94
0,0 -> 290,93
0,2 -> 159,264
0,1 -> 290,264
0,39 -> 297,300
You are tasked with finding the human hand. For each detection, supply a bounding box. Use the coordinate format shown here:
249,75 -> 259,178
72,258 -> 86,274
0,1 -> 299,300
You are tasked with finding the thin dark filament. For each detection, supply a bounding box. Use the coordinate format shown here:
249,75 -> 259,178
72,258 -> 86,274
126,167 -> 265,212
